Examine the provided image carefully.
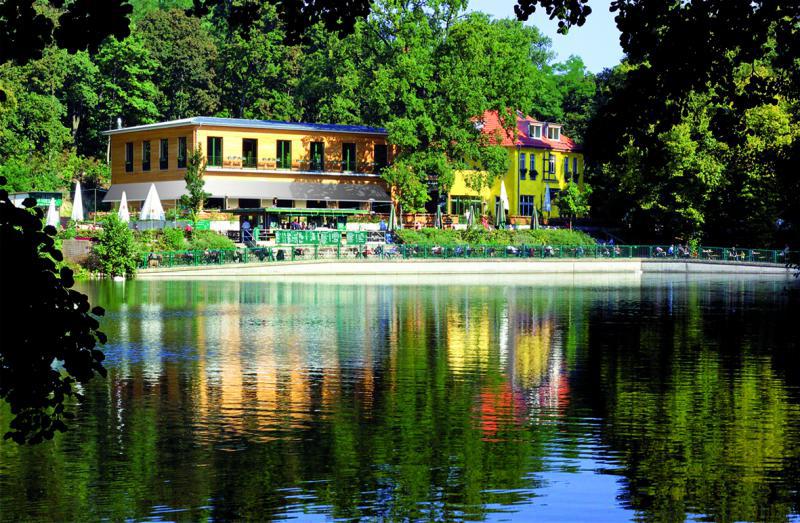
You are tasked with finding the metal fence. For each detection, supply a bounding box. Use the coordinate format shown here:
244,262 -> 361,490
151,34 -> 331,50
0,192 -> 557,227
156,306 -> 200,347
138,244 -> 799,270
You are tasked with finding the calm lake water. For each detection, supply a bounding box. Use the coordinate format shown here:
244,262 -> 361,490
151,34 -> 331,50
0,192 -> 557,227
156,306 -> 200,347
1,275 -> 800,522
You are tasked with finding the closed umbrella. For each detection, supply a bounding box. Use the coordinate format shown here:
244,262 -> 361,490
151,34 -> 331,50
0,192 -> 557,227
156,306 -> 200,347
45,198 -> 59,229
388,203 -> 396,231
465,205 -> 472,228
531,200 -> 539,230
140,183 -> 165,221
118,191 -> 130,223
544,184 -> 552,213
71,181 -> 84,222
436,203 -> 443,229
499,181 -> 510,228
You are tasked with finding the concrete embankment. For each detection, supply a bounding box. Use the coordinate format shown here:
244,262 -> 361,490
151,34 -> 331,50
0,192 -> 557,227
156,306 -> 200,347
137,258 -> 794,278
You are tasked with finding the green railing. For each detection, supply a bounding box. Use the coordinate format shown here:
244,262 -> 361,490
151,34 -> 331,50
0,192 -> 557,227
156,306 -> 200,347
139,244 -> 799,270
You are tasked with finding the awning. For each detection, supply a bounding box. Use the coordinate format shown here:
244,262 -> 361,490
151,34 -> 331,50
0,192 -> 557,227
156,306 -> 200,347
232,208 -> 368,216
103,180 -> 186,202
103,177 -> 391,203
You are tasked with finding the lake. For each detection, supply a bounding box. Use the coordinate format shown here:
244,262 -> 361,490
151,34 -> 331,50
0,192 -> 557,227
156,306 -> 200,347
1,275 -> 799,521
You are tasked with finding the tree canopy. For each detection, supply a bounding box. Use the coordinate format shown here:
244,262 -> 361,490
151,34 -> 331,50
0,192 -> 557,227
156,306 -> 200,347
0,177 -> 107,444
586,1 -> 800,245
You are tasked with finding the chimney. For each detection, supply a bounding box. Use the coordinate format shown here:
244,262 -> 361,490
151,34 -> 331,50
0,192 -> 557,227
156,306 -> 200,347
116,117 -> 122,129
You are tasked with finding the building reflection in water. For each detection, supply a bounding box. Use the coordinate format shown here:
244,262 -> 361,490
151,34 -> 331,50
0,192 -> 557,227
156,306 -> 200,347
3,278 -> 796,522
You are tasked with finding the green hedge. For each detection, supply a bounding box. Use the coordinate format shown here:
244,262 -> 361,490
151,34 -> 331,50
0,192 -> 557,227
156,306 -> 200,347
187,229 -> 236,250
394,227 -> 595,246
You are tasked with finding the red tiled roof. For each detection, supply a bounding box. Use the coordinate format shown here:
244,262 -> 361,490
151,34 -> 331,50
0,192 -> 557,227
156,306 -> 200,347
477,110 -> 581,152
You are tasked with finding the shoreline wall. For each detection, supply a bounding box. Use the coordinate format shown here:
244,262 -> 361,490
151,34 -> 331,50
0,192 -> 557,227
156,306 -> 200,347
136,258 -> 794,278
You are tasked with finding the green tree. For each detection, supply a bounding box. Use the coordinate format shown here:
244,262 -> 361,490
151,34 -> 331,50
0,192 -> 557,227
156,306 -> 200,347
92,214 -> 138,278
138,8 -> 219,119
214,5 -> 302,120
553,181 -> 592,230
585,2 -> 799,245
312,2 -> 555,211
86,35 -> 160,156
552,56 -> 595,142
0,176 -> 107,444
179,146 -> 211,219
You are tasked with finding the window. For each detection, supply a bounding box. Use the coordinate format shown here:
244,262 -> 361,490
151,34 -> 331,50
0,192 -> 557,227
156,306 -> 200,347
142,141 -> 151,171
159,139 -> 169,169
519,195 -> 536,217
205,198 -> 224,210
239,198 -> 259,209
564,157 -> 570,178
451,197 -> 481,216
310,141 -> 325,171
177,137 -> 187,168
125,142 -> 133,172
547,125 -> 561,141
573,157 -> 579,179
207,137 -> 222,167
529,124 -> 542,138
519,152 -> 526,180
374,144 -> 388,173
242,138 -> 257,168
277,140 -> 292,169
529,153 -> 537,180
342,143 -> 356,172
547,154 -> 556,178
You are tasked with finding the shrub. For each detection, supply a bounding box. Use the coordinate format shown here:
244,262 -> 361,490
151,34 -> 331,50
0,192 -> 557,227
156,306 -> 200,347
93,215 -> 138,278
161,227 -> 187,250
188,230 -> 235,250
58,220 -> 78,240
396,227 -> 595,246
394,228 -> 466,246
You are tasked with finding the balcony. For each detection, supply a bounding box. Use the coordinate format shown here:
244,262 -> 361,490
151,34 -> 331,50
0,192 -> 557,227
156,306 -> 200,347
206,156 -> 388,178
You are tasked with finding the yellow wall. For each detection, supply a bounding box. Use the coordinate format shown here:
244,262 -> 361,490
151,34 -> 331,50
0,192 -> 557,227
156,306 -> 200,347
449,147 -> 584,219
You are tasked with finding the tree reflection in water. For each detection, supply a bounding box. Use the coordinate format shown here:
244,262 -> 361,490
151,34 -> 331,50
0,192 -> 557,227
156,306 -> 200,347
0,277 -> 798,521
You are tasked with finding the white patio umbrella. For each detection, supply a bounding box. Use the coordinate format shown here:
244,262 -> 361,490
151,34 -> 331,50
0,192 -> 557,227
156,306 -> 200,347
498,180 -> 510,227
71,181 -> 84,222
140,183 -> 165,221
45,198 -> 59,229
118,191 -> 130,223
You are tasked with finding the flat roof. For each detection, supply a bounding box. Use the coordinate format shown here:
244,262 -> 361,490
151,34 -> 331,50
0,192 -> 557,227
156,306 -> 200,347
102,116 -> 387,136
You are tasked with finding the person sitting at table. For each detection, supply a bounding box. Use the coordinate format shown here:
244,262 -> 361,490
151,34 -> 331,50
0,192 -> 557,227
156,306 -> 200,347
668,244 -> 675,257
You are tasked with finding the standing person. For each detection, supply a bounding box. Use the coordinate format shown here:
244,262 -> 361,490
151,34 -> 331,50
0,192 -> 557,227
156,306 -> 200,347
242,218 -> 251,243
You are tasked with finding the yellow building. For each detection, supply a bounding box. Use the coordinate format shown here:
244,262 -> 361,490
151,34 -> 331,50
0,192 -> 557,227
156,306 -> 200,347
448,110 -> 584,222
102,117 -> 394,227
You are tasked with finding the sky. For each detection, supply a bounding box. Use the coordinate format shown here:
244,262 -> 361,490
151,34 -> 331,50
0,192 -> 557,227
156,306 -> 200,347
467,0 -> 623,73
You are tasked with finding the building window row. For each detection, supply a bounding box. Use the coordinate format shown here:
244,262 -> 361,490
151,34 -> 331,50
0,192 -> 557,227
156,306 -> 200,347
125,137 -> 188,173
204,137 -> 389,174
518,151 -> 580,184
519,153 -> 542,181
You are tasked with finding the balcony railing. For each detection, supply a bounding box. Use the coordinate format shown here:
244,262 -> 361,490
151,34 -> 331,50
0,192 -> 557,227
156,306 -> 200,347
206,156 -> 389,176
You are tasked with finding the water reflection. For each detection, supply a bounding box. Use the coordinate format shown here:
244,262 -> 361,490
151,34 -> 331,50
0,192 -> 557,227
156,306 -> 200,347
1,276 -> 798,521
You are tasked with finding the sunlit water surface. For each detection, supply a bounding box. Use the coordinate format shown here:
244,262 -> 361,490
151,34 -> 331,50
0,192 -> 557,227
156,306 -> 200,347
1,275 -> 799,522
